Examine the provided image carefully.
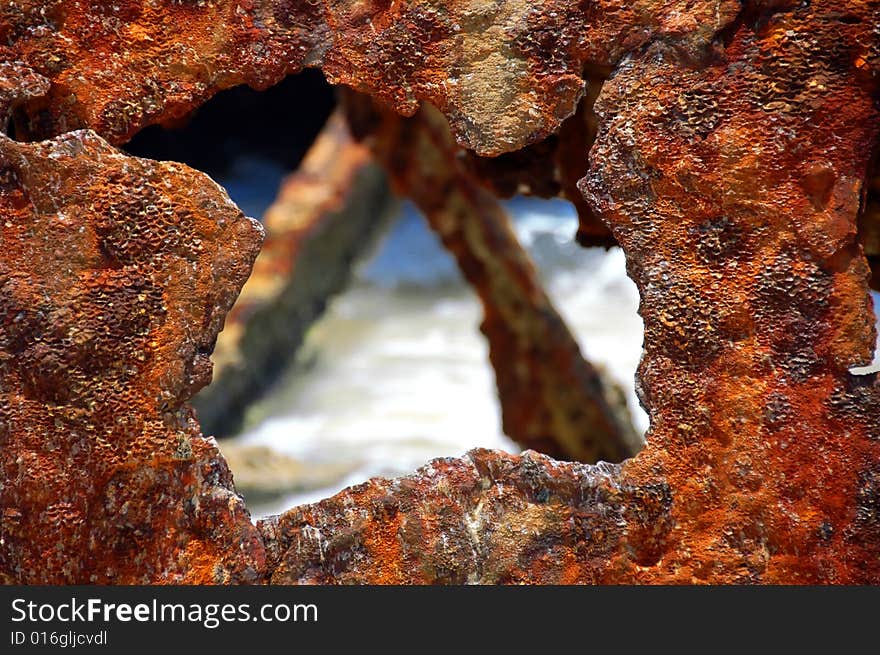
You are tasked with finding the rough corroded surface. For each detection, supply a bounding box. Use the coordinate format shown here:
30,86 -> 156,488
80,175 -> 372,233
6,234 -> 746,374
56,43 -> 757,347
3,0 -> 738,155
464,70 -> 615,247
193,112 -> 395,437
260,449 -> 634,584
262,4 -> 880,584
0,131 -> 266,583
0,61 -> 48,132
580,1 -> 880,582
3,0 -> 880,585
346,95 -> 642,464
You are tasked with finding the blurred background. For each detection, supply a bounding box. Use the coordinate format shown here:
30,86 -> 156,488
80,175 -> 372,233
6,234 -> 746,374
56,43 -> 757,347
225,198 -> 646,516
126,73 -> 880,519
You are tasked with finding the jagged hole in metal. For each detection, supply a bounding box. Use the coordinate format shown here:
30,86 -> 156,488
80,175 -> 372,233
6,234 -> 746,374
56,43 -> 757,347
122,71 -> 336,211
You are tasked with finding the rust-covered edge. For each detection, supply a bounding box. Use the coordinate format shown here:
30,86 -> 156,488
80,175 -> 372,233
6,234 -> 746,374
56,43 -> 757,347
0,130 -> 266,583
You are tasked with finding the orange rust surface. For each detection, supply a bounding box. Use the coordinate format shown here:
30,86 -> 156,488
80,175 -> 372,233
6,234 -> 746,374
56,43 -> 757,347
0,61 -> 47,131
345,95 -> 642,463
1,0 -> 738,155
0,131 -> 266,583
263,3 -> 880,584
2,0 -> 880,585
260,450 -> 629,584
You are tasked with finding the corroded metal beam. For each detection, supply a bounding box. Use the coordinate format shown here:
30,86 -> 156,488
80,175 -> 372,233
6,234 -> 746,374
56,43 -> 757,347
344,94 -> 642,464
193,111 -> 397,437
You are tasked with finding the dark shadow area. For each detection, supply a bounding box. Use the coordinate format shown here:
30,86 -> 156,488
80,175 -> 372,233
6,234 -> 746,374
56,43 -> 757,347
123,69 -> 336,218
861,143 -> 879,291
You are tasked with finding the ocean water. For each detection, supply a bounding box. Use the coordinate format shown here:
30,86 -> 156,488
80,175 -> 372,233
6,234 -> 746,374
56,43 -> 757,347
218,195 -> 880,519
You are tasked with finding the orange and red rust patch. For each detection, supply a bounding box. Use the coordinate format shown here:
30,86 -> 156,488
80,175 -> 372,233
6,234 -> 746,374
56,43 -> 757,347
264,3 -> 880,583
2,0 -> 738,155
0,131 -> 265,583
2,0 -> 880,584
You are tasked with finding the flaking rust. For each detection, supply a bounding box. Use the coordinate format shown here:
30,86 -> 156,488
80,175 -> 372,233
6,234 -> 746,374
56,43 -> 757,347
0,131 -> 266,583
1,0 -> 880,584
262,2 -> 880,584
2,0 -> 738,156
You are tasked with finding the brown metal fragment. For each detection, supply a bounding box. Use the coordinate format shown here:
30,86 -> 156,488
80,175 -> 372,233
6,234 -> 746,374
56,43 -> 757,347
262,4 -> 880,584
0,130 -> 266,583
3,0 -> 738,155
464,70 -> 616,247
259,449 -> 634,584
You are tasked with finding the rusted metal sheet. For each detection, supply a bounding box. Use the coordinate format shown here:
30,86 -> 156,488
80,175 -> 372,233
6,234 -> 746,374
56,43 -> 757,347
259,449 -> 636,584
2,1 -> 738,155
1,0 -> 879,584
263,4 -> 880,583
0,131 -> 266,583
